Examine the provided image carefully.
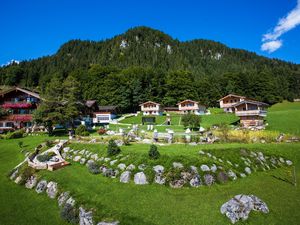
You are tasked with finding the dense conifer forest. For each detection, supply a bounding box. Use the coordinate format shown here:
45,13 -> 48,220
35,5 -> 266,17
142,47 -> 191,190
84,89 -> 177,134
1,26 -> 300,112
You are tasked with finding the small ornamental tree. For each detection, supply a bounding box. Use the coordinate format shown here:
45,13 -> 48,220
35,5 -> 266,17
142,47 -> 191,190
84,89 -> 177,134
148,144 -> 160,160
75,125 -> 89,136
181,113 -> 201,130
107,140 -> 121,156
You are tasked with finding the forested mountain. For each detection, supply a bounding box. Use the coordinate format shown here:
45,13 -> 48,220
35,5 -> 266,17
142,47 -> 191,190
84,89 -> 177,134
1,26 -> 300,112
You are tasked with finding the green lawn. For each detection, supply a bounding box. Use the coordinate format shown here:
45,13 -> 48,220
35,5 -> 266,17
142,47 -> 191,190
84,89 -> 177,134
1,136 -> 300,225
266,101 -> 300,135
119,111 -> 238,131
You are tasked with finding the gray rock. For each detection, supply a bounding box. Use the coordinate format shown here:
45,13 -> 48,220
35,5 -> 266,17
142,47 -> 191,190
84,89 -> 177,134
63,147 -> 70,152
190,166 -> 198,173
103,168 -> 116,178
74,155 -> 81,162
153,165 -> 164,174
245,167 -> 252,174
117,163 -> 126,170
120,171 -> 131,183
240,173 -> 247,178
104,157 -> 111,162
154,174 -> 165,185
90,154 -> 99,160
134,172 -> 148,185
199,150 -> 205,155
220,194 -> 269,224
46,181 -> 58,199
66,197 -> 76,206
228,170 -> 237,180
10,169 -> 19,180
286,160 -> 293,166
97,222 -> 119,225
210,164 -> 217,173
79,150 -> 86,155
14,176 -> 22,184
25,175 -> 37,189
190,174 -> 202,187
58,192 -> 70,207
169,179 -> 185,188
61,153 -> 67,159
138,164 -> 146,171
79,207 -> 93,225
173,162 -> 183,169
204,174 -> 215,186
126,164 -> 136,171
35,180 -> 47,193
86,159 -> 95,166
110,159 -> 118,166
80,158 -> 87,165
200,164 -> 210,172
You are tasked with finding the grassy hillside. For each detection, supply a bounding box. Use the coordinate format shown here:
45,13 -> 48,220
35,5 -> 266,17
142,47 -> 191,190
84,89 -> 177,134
266,101 -> 300,135
1,137 -> 300,225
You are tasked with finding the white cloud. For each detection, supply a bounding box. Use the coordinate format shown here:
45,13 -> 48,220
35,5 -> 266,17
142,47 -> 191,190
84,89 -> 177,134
261,0 -> 300,53
261,40 -> 282,53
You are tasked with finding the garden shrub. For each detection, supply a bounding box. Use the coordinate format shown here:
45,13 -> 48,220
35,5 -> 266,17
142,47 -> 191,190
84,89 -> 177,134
107,140 -> 121,156
75,125 -> 89,136
44,139 -> 53,147
97,128 -> 107,135
204,174 -> 215,186
217,171 -> 229,183
19,166 -> 35,185
6,129 -> 25,139
60,203 -> 79,224
181,114 -> 201,129
87,162 -> 101,174
148,144 -> 160,159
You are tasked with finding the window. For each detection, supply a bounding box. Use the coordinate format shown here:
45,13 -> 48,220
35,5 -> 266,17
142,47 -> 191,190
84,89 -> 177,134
6,122 -> 14,128
0,122 -> 3,127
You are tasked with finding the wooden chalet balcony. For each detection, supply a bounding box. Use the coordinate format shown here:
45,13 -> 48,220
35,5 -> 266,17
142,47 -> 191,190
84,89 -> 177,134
2,101 -> 33,109
179,106 -> 198,111
235,110 -> 267,117
142,106 -> 160,111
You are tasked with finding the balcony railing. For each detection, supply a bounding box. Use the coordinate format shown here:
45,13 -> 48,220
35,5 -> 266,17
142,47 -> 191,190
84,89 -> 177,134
235,110 -> 267,117
2,102 -> 33,109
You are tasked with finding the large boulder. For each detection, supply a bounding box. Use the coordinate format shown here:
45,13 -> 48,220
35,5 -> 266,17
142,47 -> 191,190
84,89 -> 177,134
200,164 -> 210,172
80,158 -> 87,165
190,174 -> 202,187
74,156 -> 81,162
203,174 -> 215,186
117,163 -> 126,170
153,165 -> 164,174
126,164 -> 136,171
134,172 -> 148,185
66,197 -> 76,207
35,180 -> 47,193
58,192 -> 70,207
79,207 -> 93,225
120,171 -> 131,183
97,222 -> 119,225
46,181 -> 58,199
154,174 -> 166,185
173,162 -> 183,169
25,175 -> 37,189
220,194 -> 269,224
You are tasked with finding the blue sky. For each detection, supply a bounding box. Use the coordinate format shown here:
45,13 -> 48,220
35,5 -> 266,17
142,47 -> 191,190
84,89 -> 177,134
0,0 -> 299,65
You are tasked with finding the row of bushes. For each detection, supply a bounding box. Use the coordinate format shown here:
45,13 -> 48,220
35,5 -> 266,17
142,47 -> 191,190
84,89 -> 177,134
0,129 -> 25,139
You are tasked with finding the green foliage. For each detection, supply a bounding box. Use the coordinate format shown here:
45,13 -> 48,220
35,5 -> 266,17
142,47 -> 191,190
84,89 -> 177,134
75,125 -> 89,136
148,144 -> 160,159
1,27 -> 299,113
60,204 -> 79,224
218,123 -> 230,142
6,130 -> 24,139
17,141 -> 23,149
107,140 -> 121,156
36,152 -> 56,162
87,162 -> 101,174
19,165 -> 35,185
181,114 -> 201,129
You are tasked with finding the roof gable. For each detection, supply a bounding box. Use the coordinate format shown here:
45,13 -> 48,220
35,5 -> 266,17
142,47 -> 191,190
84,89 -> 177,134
0,87 -> 40,99
218,94 -> 246,101
139,101 -> 160,106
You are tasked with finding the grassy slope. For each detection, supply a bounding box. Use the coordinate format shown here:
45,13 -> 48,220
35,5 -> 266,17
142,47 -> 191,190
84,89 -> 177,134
0,136 -> 69,225
1,137 -> 300,225
266,101 -> 300,135
120,111 -> 238,131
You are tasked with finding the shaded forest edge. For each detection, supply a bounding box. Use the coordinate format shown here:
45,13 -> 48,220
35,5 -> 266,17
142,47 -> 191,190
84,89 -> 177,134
0,26 -> 300,112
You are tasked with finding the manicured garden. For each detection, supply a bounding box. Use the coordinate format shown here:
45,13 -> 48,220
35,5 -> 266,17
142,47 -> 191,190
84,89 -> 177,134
1,136 -> 300,225
1,101 -> 300,225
